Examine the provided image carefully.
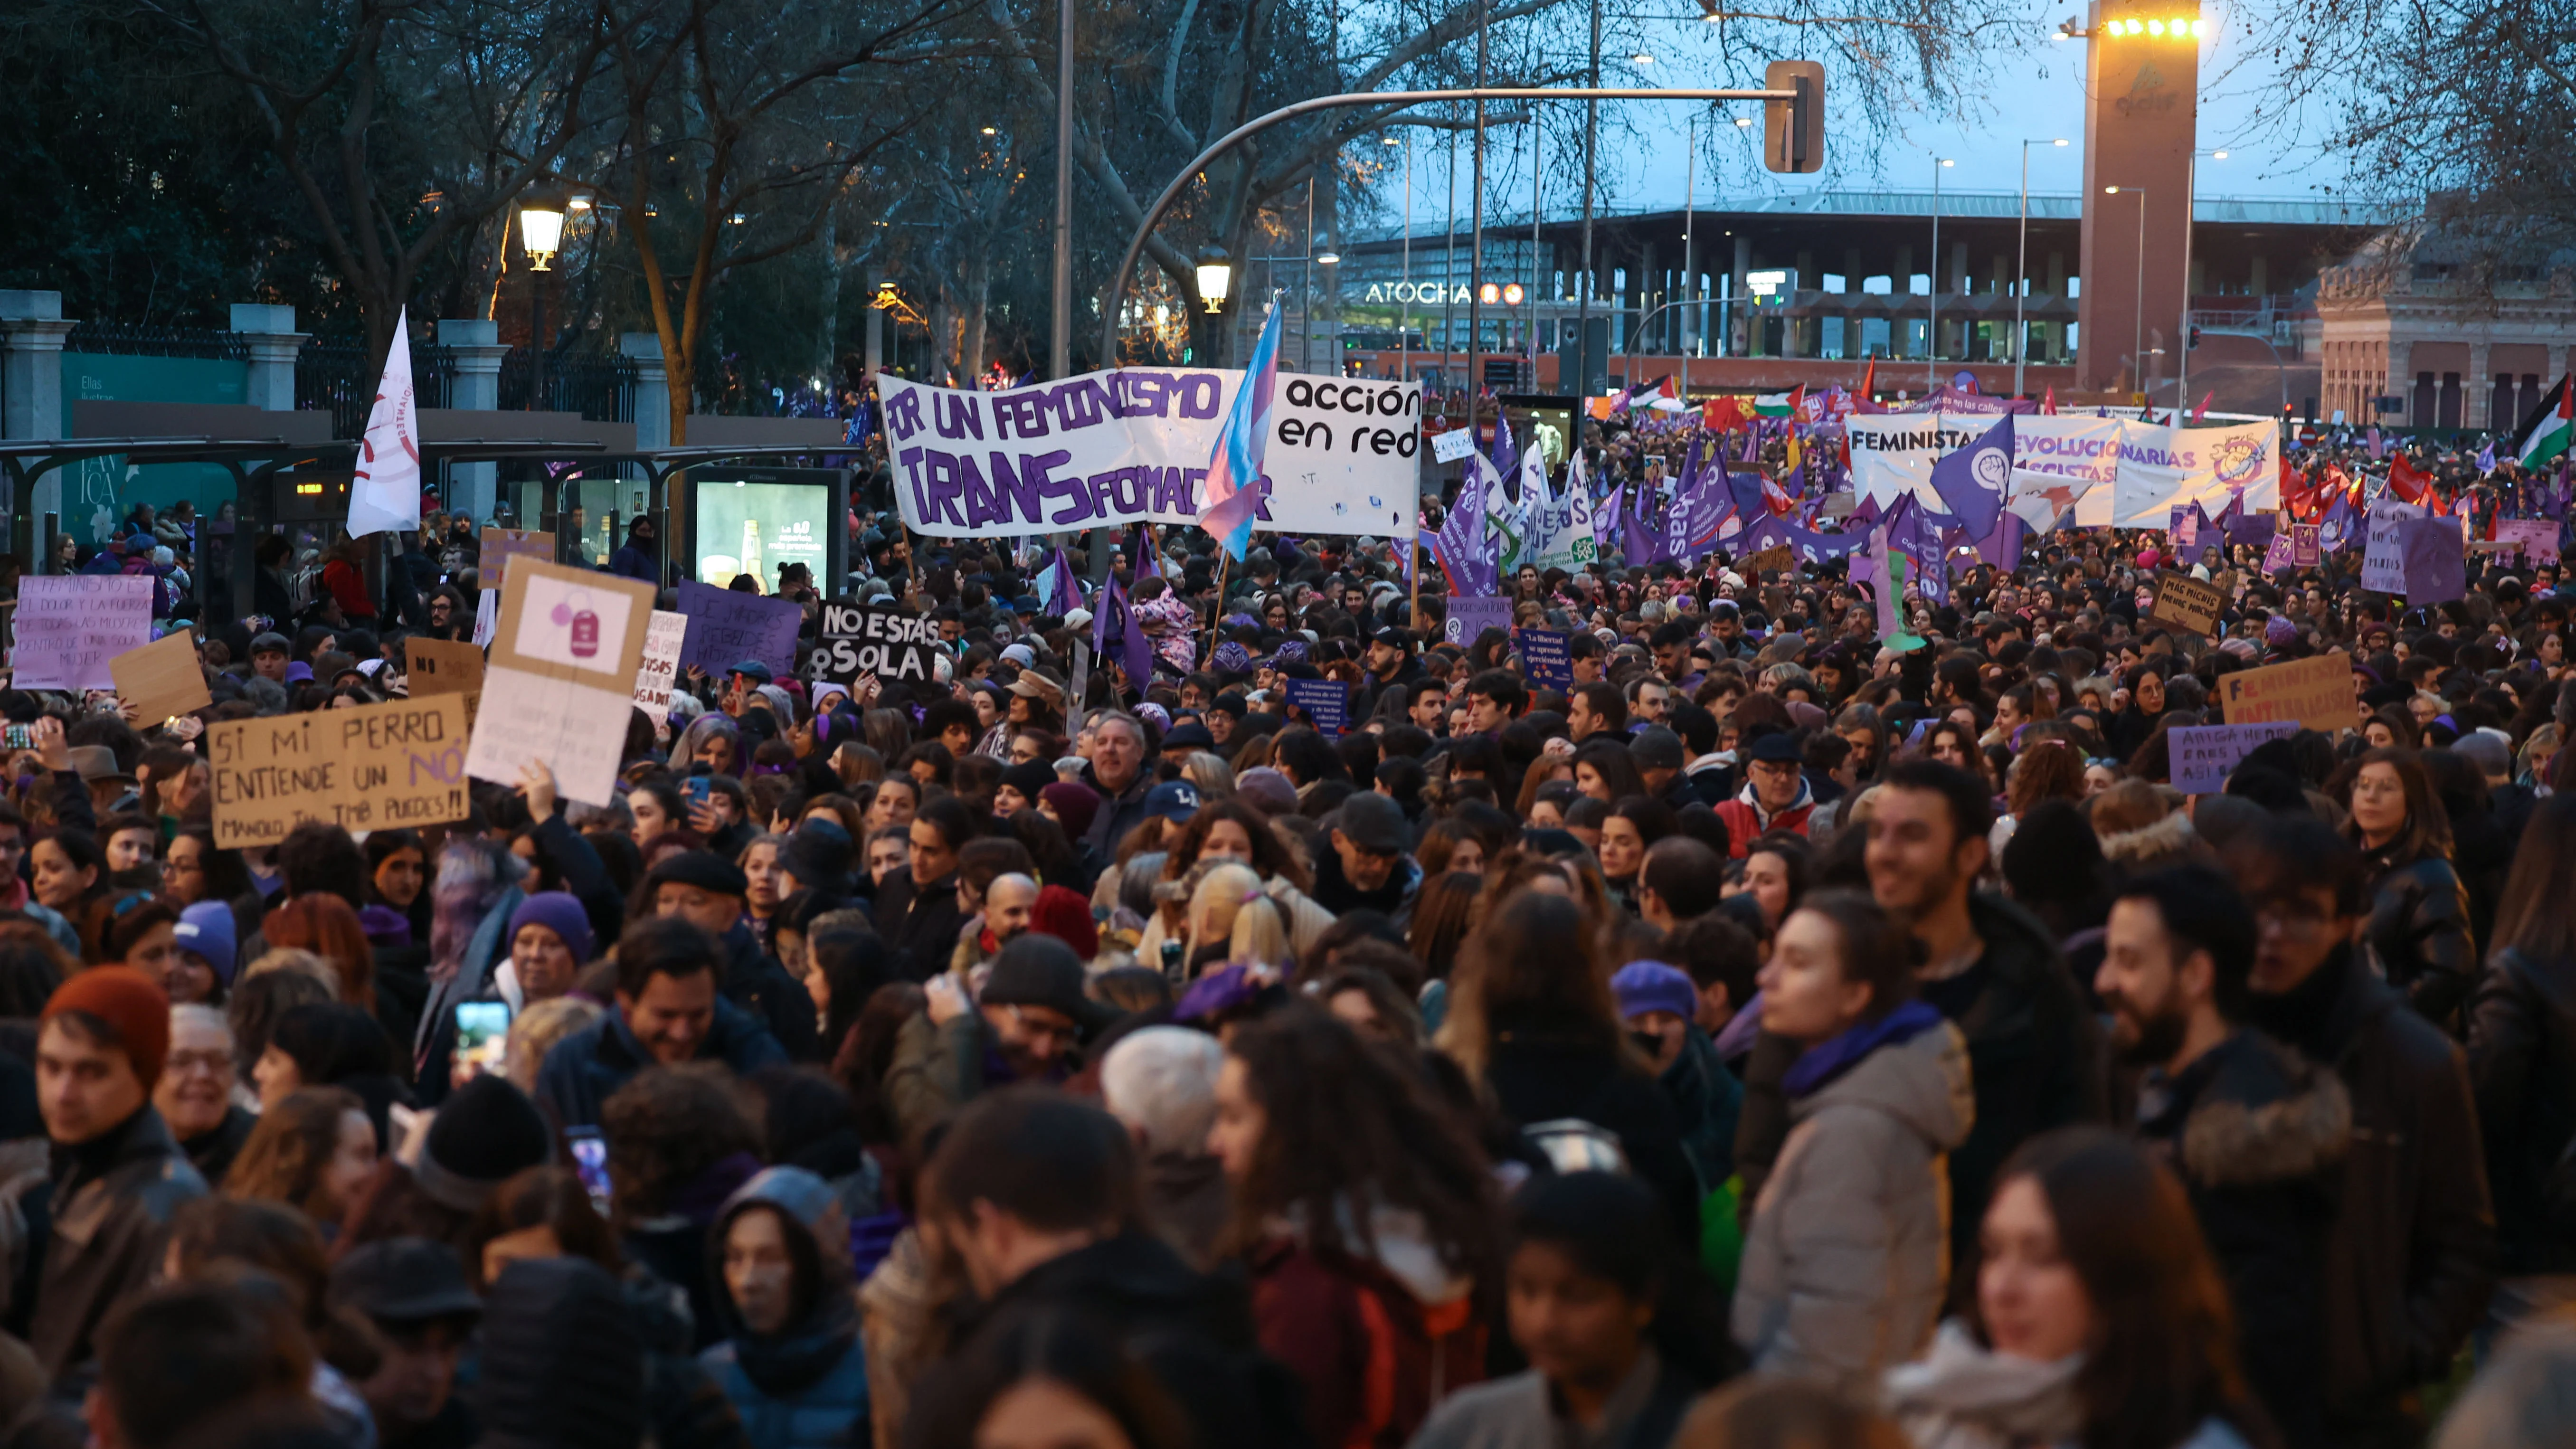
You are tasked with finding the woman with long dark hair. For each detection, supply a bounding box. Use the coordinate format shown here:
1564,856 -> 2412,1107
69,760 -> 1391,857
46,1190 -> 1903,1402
2338,747 -> 2475,1023
1211,1006 -> 1498,1449
1437,889 -> 1701,1242
1883,1128 -> 2273,1449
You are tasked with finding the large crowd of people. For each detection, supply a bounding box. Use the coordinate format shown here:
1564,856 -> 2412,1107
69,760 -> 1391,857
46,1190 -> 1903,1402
1,425 -> 2574,1449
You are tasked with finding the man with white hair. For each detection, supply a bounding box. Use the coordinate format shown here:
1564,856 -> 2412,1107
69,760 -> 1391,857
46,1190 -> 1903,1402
1099,1027 -> 1229,1269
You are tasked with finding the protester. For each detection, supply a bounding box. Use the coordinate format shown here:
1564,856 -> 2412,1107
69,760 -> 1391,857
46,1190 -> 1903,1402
1883,1128 -> 2271,1449
1733,889 -> 1970,1391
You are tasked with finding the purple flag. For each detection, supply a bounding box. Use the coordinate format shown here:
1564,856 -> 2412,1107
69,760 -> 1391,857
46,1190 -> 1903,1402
1093,576 -> 1155,691
1928,412 -> 2013,538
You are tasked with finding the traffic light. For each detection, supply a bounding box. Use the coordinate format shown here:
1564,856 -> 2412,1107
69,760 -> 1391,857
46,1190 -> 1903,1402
1763,61 -> 1825,174
2188,324 -> 2202,348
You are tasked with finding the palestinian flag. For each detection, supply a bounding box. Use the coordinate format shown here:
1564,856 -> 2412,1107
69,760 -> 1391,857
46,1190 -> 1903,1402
1752,385 -> 1805,417
2513,375 -> 2573,469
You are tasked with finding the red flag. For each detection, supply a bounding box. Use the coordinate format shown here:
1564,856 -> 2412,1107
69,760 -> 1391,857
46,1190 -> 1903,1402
2190,390 -> 2214,422
1702,395 -> 1746,433
1860,359 -> 1876,399
2388,453 -> 2433,504
1786,384 -> 1807,420
2041,386 -> 2057,416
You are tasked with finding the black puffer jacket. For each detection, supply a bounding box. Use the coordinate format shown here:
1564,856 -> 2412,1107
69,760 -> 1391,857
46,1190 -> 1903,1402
2136,1028 -> 2351,1449
2360,849 -> 2476,1028
2467,946 -> 2576,1276
1482,1009 -> 1703,1247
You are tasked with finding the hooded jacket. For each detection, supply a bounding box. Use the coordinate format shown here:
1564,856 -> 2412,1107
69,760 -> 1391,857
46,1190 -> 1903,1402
2135,1029 -> 2350,1449
867,867 -> 963,984
698,1171 -> 867,1449
1732,1013 -> 1974,1392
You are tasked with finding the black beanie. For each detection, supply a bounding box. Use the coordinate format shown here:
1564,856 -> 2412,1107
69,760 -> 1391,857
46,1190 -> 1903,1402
416,1073 -> 552,1213
476,1258 -> 646,1449
643,849 -> 749,900
979,934 -> 1087,1020
998,761 -> 1057,807
780,821 -> 854,896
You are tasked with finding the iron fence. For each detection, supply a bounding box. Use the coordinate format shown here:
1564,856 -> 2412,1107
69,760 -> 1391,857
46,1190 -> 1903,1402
63,322 -> 248,360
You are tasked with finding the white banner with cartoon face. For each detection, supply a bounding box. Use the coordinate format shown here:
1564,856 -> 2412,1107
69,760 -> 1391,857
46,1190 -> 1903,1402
879,368 -> 1422,538
2109,419 -> 2280,525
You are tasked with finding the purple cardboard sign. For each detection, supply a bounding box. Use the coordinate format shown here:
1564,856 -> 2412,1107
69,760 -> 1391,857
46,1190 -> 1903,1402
2400,515 -> 2467,604
2170,721 -> 2299,795
2291,523 -> 2321,567
1444,595 -> 1513,648
674,579 -> 805,677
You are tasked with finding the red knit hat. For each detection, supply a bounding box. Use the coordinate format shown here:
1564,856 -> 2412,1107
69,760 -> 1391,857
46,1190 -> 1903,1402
42,967 -> 172,1090
1030,884 -> 1099,960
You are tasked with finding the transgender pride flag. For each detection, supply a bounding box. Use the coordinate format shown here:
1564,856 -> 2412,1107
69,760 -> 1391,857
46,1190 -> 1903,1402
1201,299 -> 1283,560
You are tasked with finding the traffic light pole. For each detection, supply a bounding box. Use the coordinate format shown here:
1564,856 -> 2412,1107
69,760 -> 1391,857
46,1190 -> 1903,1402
1093,83 -> 1812,370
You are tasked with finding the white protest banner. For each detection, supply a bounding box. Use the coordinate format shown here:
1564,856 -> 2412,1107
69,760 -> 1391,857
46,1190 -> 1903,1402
463,558 -> 655,806
1524,481 -> 1598,571
2361,500 -> 2419,594
12,576 -> 153,691
2015,415 -> 2127,497
1847,414 -> 1986,507
880,368 -> 1422,539
631,610 -> 689,728
1430,427 -> 1477,464
2108,420 -> 2280,526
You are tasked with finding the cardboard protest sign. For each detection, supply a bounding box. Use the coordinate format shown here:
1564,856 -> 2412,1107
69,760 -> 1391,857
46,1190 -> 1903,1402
2291,523 -> 2321,568
12,576 -> 153,691
880,368 -> 1423,538
2149,572 -> 2225,636
674,580 -> 803,677
403,639 -> 484,698
2169,504 -> 2200,549
631,610 -> 689,728
208,694 -> 474,846
1282,678 -> 1351,735
463,558 -> 656,807
479,528 -> 556,576
2400,515 -> 2467,603
2360,501 -> 2418,594
2169,721 -> 2299,794
2219,653 -> 2356,732
108,632 -> 210,725
2261,528 -> 2296,575
1517,628 -> 1575,691
1743,544 -> 1795,577
1444,596 -> 1513,647
1431,427 -> 1477,464
806,602 -> 941,689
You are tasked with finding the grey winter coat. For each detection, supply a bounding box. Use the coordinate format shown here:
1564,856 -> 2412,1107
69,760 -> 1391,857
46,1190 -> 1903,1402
1732,1022 -> 1974,1392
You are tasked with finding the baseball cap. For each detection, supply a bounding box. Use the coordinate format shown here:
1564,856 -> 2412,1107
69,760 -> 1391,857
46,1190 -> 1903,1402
1142,780 -> 1202,824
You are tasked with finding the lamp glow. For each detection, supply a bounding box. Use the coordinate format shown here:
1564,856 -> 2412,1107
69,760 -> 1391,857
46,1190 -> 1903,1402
520,203 -> 565,271
1195,245 -> 1232,313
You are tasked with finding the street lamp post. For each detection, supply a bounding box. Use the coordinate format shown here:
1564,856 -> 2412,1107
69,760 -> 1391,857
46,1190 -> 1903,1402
2105,186 -> 2149,404
2177,149 -> 2226,415
1928,156 -> 1953,389
1052,0 -> 1072,378
2014,138 -> 2068,400
1384,134 -> 1410,380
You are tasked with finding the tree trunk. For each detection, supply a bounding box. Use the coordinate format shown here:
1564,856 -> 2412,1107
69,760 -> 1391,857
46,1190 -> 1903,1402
814,211 -> 842,388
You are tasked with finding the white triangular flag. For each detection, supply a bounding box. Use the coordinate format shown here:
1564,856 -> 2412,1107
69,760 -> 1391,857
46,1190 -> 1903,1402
346,306 -> 422,538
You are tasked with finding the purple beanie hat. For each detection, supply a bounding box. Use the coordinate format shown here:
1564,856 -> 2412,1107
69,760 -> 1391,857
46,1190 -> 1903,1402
505,891 -> 595,965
